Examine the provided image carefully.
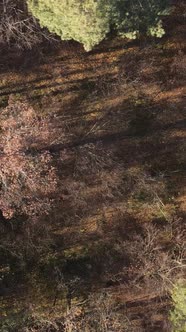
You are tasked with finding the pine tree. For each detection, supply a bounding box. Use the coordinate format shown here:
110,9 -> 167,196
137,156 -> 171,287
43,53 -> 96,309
27,0 -> 111,51
27,0 -> 170,51
170,282 -> 186,332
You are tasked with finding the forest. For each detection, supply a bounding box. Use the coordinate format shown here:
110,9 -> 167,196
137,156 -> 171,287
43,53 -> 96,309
0,0 -> 185,331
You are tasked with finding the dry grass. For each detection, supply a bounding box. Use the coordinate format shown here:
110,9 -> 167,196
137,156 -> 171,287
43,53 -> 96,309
0,1 -> 186,331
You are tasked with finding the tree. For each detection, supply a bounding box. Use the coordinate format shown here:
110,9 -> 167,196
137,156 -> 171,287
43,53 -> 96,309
27,0 -> 110,51
170,282 -> 186,332
0,97 -> 59,220
27,0 -> 170,51
111,0 -> 169,39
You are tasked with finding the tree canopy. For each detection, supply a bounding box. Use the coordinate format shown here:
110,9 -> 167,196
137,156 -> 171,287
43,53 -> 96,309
27,0 -> 170,51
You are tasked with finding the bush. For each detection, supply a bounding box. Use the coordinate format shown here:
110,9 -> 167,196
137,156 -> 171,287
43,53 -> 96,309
27,0 -> 170,51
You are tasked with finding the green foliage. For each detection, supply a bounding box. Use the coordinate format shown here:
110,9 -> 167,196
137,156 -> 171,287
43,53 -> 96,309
170,282 -> 186,332
27,0 -> 170,50
27,0 -> 110,51
111,0 -> 169,39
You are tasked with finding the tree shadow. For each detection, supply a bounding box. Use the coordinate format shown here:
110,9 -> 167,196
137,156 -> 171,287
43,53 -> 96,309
0,4 -> 186,327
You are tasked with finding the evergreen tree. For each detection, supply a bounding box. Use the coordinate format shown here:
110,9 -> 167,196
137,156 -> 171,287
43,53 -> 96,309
27,0 -> 169,51
111,0 -> 169,39
27,0 -> 111,51
170,282 -> 186,332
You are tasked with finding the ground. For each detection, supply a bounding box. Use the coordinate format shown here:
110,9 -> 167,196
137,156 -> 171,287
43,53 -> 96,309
0,1 -> 185,331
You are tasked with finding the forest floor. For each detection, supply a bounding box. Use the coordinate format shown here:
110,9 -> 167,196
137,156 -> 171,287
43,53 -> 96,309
0,2 -> 185,331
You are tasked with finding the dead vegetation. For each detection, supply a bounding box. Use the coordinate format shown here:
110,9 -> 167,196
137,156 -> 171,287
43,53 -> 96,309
0,0 -> 57,50
0,1 -> 186,331
0,97 -> 61,220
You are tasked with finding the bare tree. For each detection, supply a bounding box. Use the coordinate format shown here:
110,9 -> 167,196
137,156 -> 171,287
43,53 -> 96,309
0,0 -> 57,50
